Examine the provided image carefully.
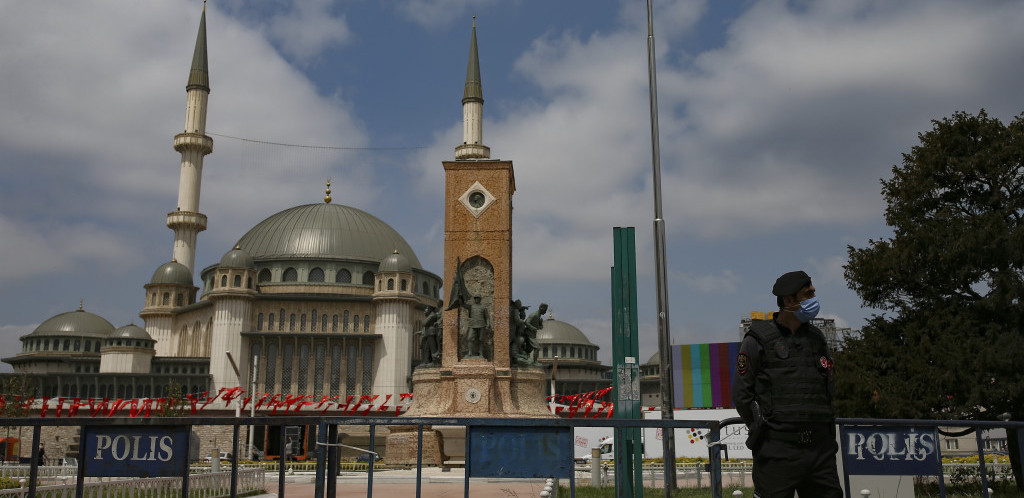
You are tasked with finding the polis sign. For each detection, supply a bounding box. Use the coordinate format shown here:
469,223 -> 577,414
840,426 -> 940,476
83,426 -> 189,477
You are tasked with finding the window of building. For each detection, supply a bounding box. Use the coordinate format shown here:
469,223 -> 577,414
364,315 -> 371,332
64,339 -> 70,351
221,275 -> 227,287
343,311 -> 349,332
290,314 -> 296,332
258,269 -> 271,283
310,309 -> 317,332
387,278 -> 394,290
283,268 -> 298,282
265,343 -> 277,392
247,277 -> 252,289
300,314 -> 306,332
309,268 -> 325,282
353,313 -> 359,333
362,271 -> 374,285
282,344 -> 293,393
331,345 -> 342,396
362,345 -> 373,395
332,314 -> 339,332
151,293 -> 157,306
162,293 -> 170,306
298,344 -> 309,395
314,344 -> 326,396
401,279 -> 407,291
422,281 -> 429,294
322,314 -> 328,332
336,269 -> 351,284
257,313 -> 264,331
543,346 -> 548,357
268,313 -> 274,331
234,275 -> 242,287
561,346 -> 567,357
946,439 -> 959,450
279,309 -> 285,330
346,345 -> 358,397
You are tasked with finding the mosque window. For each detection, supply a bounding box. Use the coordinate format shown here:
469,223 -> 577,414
279,309 -> 285,330
43,339 -> 49,351
346,345 -> 358,397
362,345 -> 373,395
336,269 -> 351,284
300,314 -> 306,331
561,346 -> 567,358
310,309 -> 317,331
298,344 -> 309,395
387,279 -> 394,291
314,344 -> 326,396
309,268 -> 325,282
401,279 -> 407,291
332,314 -> 339,332
151,293 -> 157,306
268,313 -> 274,331
282,344 -> 293,393
176,293 -> 184,306
352,314 -> 359,332
543,346 -> 548,357
233,275 -> 242,287
322,314 -> 328,332
265,343 -> 278,392
162,293 -> 170,305
221,275 -> 227,287
290,314 -> 296,332
364,315 -> 371,332
362,271 -> 374,285
257,313 -> 264,331
64,339 -> 70,351
378,281 -> 382,291
422,281 -> 429,294
283,268 -> 298,282
258,269 -> 271,283
343,311 -> 349,332
331,345 -> 342,396
247,277 -> 253,289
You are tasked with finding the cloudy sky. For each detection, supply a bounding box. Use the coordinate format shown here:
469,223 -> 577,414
1,0 -> 1022,371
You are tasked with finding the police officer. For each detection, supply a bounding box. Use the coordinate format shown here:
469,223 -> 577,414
732,270 -> 842,497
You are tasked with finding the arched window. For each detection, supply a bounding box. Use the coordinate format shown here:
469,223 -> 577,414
257,313 -> 264,331
401,279 -> 407,291
283,268 -> 298,282
332,314 -> 339,332
362,271 -> 374,285
300,314 -> 307,331
345,345 -> 358,397
233,275 -> 242,287
352,313 -> 359,332
247,277 -> 253,289
258,269 -> 272,283
162,293 -> 170,305
364,315 -> 371,332
422,282 -> 429,294
289,314 -> 296,332
336,269 -> 351,283
298,344 -> 310,395
221,275 -> 227,287
279,309 -> 286,330
268,313 -> 274,331
387,278 -> 394,290
176,293 -> 184,306
308,268 -> 325,282
378,280 -> 382,291
322,314 -> 328,332
343,311 -> 349,332
362,345 -> 374,395
331,345 -> 342,396
151,293 -> 157,305
310,309 -> 317,331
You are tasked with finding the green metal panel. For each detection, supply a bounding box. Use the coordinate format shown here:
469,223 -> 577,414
611,227 -> 642,497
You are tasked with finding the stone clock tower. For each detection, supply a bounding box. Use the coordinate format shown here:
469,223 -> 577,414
387,18 -> 551,465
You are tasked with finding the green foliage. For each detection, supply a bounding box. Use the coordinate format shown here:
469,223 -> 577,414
0,376 -> 35,419
157,381 -> 188,417
0,477 -> 19,490
838,109 -> 1024,422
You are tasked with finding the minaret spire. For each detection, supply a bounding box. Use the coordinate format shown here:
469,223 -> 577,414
455,16 -> 490,160
166,6 -> 213,273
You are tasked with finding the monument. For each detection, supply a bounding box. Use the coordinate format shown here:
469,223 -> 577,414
385,18 -> 553,465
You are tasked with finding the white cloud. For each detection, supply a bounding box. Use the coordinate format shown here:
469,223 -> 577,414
0,215 -> 141,283
266,0 -> 353,62
0,325 -> 32,373
395,0 -> 503,30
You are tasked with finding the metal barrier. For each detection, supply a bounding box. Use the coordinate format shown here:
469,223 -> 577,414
2,415 -> 1021,498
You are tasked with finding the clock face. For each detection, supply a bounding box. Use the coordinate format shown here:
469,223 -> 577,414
458,181 -> 495,218
465,387 -> 481,404
468,191 -> 486,208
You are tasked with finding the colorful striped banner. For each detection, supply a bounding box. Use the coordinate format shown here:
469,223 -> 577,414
671,342 -> 740,409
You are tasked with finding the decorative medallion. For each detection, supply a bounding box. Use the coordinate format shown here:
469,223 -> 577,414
465,387 -> 482,404
736,353 -> 748,374
458,181 -> 496,218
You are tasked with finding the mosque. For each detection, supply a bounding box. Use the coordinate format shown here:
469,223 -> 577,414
2,7 -> 610,430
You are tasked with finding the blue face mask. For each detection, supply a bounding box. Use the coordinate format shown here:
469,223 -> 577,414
792,297 -> 820,323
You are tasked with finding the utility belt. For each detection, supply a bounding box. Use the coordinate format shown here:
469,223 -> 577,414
765,425 -> 832,445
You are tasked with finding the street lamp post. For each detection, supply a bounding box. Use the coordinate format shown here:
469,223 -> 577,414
550,356 -> 559,414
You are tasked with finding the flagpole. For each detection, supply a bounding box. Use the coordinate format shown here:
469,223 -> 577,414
645,0 -> 677,492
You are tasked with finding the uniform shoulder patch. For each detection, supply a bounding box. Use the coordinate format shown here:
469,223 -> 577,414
736,353 -> 749,374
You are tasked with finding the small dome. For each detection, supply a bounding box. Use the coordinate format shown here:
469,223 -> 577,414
378,250 -> 412,272
220,246 -> 255,269
644,352 -> 659,366
26,309 -> 115,339
110,324 -> 153,342
150,261 -> 194,286
536,319 -> 595,346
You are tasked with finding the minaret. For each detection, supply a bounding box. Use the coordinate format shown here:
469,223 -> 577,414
455,17 -> 490,160
166,5 -> 212,274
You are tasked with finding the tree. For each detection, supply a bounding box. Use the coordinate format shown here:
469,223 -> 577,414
838,109 -> 1024,487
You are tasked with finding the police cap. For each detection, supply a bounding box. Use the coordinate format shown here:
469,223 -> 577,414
772,270 -> 811,297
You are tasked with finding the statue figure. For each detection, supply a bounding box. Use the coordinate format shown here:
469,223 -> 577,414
415,306 -> 442,367
510,299 -> 540,366
463,295 -> 490,358
525,303 -> 548,363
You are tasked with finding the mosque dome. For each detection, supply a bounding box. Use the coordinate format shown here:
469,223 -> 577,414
25,309 -> 115,339
536,319 -> 595,346
219,246 -> 255,269
150,261 -> 194,286
379,250 -> 412,272
110,324 -> 153,342
234,203 -> 422,268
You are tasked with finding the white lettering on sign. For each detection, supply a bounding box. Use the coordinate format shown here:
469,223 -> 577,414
93,435 -> 174,462
846,431 -> 936,461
